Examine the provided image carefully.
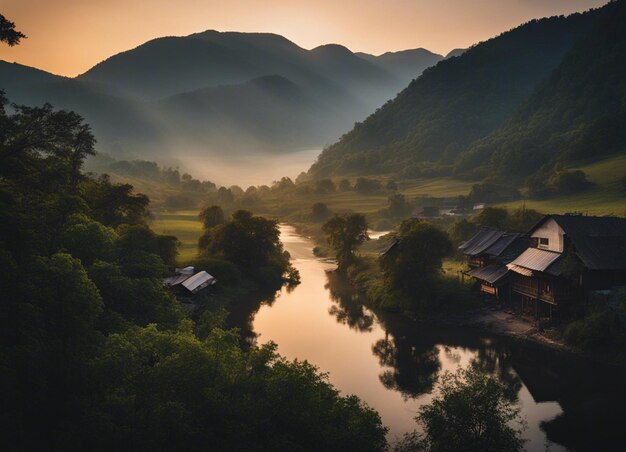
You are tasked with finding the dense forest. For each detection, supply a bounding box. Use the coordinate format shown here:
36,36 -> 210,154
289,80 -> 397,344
309,2 -> 621,187
457,0 -> 626,183
0,92 -> 388,449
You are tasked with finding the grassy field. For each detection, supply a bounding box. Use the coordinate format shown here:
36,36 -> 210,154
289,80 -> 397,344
147,153 -> 625,265
151,210 -> 202,263
498,154 -> 626,216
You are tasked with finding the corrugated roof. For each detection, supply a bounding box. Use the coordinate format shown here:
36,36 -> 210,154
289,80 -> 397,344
163,274 -> 191,287
528,214 -> 626,270
467,264 -> 510,284
459,228 -> 523,259
484,233 -> 523,257
182,271 -> 217,293
507,248 -> 562,274
459,229 -> 507,256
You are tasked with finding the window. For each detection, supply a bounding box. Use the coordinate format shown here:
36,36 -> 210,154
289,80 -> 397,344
538,237 -> 549,249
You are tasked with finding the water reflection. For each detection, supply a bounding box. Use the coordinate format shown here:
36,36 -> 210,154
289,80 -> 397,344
372,332 -> 439,399
245,225 -> 626,451
326,270 -> 374,332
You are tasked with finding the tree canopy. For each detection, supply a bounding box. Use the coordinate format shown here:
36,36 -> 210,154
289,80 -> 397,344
397,368 -> 526,452
0,13 -> 26,46
322,213 -> 369,270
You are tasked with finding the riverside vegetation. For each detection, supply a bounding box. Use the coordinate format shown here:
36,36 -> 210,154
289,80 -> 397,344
0,89 -> 390,449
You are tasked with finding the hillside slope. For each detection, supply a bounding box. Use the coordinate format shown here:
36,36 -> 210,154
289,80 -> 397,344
154,75 -> 337,152
308,6 -> 608,178
1,31 -> 443,158
457,0 -> 626,180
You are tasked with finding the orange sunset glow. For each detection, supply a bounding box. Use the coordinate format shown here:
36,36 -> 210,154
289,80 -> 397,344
1,0 -> 608,77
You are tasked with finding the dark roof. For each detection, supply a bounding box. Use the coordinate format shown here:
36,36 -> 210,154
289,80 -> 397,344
529,214 -> 626,270
467,264 -> 510,285
379,237 -> 400,256
459,228 -> 523,259
507,248 -> 563,276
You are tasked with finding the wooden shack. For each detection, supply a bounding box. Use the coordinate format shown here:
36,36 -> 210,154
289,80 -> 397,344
507,214 -> 626,320
459,228 -> 528,299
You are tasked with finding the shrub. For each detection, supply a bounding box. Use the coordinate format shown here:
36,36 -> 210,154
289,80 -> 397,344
563,309 -> 622,349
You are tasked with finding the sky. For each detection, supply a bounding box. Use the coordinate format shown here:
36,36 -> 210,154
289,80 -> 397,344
1,0 -> 608,77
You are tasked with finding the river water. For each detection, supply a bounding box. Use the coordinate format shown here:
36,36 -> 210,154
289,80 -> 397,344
246,225 -> 626,450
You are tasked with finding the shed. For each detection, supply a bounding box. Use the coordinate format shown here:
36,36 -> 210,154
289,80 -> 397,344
181,271 -> 217,294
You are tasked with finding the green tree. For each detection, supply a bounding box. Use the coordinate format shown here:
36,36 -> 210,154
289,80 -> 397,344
311,202 -> 331,222
59,213 -> 118,265
0,13 -> 26,46
338,179 -> 352,191
387,194 -> 411,217
380,219 -> 452,294
81,175 -> 150,227
448,219 -> 478,247
397,368 -> 526,452
508,205 -> 543,232
200,210 -> 289,275
472,207 -> 509,230
198,205 -> 225,230
322,213 -> 369,270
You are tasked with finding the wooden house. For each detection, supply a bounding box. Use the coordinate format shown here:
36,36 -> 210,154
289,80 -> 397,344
507,214 -> 626,320
459,228 -> 528,298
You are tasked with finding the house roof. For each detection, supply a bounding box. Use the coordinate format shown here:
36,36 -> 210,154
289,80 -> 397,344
176,266 -> 195,275
467,264 -> 510,285
528,214 -> 626,270
507,248 -> 562,276
163,274 -> 191,287
459,228 -> 523,259
379,237 -> 400,256
181,271 -> 217,293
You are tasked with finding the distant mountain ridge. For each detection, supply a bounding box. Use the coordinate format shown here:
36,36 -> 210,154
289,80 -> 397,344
308,4 -> 613,181
1,30 -> 442,159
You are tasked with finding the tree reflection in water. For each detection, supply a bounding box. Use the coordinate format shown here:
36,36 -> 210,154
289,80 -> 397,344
468,345 -> 522,402
325,270 -> 375,332
372,332 -> 440,399
278,264 -> 626,450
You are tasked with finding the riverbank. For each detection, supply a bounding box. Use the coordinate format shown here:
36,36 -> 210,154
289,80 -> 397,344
399,300 -> 626,369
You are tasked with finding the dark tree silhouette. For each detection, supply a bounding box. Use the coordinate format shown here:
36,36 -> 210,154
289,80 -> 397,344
0,13 -> 26,46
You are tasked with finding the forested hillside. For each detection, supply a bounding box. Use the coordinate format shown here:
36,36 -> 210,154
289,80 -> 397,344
308,5 -> 609,179
456,0 -> 626,182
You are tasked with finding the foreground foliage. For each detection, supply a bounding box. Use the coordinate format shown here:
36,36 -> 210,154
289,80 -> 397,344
396,368 -> 526,452
0,95 -> 386,449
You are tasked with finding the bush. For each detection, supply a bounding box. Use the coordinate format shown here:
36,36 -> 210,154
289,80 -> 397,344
354,177 -> 382,194
563,309 -> 622,349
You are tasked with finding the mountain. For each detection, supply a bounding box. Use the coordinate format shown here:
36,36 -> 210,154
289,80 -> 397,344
153,75 -> 339,153
1,31 -> 443,160
0,61 -> 160,151
456,0 -> 626,181
445,48 -> 466,59
308,5 -> 609,179
356,48 -> 444,85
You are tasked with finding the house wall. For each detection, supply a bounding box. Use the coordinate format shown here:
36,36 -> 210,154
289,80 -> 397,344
531,218 -> 565,252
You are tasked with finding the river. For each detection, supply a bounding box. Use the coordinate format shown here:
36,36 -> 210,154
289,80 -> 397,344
245,225 -> 626,450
